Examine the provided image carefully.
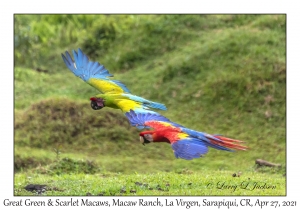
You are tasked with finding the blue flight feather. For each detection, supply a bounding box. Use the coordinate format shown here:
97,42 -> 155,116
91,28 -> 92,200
180,127 -> 233,151
112,80 -> 131,93
126,109 -> 184,128
125,109 -> 174,129
123,94 -> 167,111
125,109 -> 171,126
171,139 -> 208,160
61,51 -> 79,75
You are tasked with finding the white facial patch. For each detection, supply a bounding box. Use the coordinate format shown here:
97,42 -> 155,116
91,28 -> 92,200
144,134 -> 153,142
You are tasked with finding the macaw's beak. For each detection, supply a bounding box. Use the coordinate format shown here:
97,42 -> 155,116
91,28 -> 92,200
90,97 -> 104,110
140,136 -> 151,146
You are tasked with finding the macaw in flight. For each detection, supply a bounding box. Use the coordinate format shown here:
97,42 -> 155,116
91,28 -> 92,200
126,110 -> 247,160
61,48 -> 167,125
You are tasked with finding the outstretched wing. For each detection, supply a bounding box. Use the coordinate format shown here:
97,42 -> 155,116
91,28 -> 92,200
171,135 -> 246,160
125,109 -> 183,130
179,127 -> 247,151
112,94 -> 167,112
122,94 -> 167,111
171,138 -> 209,160
61,48 -> 130,94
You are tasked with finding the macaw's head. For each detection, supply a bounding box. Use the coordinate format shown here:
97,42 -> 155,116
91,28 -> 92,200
139,131 -> 155,145
139,130 -> 170,145
90,97 -> 105,110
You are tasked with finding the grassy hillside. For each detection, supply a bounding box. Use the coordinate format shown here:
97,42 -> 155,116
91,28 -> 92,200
14,14 -> 286,195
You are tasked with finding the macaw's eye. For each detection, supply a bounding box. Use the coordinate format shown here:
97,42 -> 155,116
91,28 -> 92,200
90,100 -> 103,110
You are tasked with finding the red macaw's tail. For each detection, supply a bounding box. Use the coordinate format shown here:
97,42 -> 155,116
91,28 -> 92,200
180,127 -> 248,152
206,134 -> 248,151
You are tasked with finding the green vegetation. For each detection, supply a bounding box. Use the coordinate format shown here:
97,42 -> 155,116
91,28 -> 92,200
14,14 -> 286,195
14,171 -> 285,196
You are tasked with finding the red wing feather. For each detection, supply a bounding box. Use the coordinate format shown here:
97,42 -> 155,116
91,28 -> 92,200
145,121 -> 179,132
209,135 -> 248,151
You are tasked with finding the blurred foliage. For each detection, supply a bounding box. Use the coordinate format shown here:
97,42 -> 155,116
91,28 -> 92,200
14,98 -> 137,149
14,14 -> 285,72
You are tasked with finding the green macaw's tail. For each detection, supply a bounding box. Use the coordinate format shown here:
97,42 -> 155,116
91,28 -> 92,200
123,94 -> 167,111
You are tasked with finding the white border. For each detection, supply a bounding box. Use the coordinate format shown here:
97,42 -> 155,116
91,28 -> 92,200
2,0 -> 298,209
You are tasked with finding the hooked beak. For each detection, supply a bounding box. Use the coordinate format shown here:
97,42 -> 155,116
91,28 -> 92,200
90,97 -> 104,110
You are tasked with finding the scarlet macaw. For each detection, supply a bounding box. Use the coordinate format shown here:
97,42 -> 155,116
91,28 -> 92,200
61,49 -> 167,124
126,110 -> 247,160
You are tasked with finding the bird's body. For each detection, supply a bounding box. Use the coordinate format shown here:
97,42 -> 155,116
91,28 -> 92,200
126,110 -> 247,160
91,93 -> 165,114
61,48 -> 167,124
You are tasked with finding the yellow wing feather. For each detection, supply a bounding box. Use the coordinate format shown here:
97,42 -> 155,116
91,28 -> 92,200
114,99 -> 143,113
88,78 -> 125,94
145,121 -> 188,142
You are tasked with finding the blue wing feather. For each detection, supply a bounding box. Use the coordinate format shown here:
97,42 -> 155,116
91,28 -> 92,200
123,94 -> 167,111
112,80 -> 131,93
180,127 -> 233,151
125,109 -> 184,129
72,49 -> 80,68
61,51 -> 78,75
171,139 -> 208,160
125,110 -> 172,127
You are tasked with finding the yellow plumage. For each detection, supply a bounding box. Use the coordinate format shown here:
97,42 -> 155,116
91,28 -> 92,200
177,132 -> 189,139
94,94 -> 144,113
114,99 -> 143,113
159,121 -> 176,128
88,78 -> 125,94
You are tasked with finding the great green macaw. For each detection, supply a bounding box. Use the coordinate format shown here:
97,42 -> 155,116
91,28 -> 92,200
61,49 -> 167,126
126,110 -> 247,160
